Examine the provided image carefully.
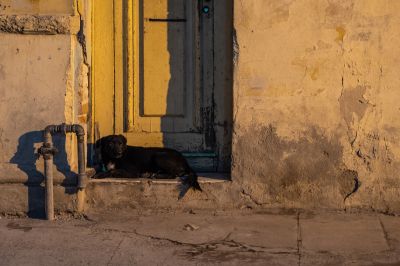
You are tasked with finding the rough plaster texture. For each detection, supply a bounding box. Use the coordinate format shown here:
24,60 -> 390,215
0,34 -> 69,182
232,0 -> 400,213
0,34 -> 88,184
0,14 -> 80,34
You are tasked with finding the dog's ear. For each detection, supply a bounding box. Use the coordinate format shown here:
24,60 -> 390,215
97,136 -> 111,148
118,134 -> 127,144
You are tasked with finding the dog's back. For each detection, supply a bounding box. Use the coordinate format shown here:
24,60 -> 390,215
126,146 -> 202,197
125,147 -> 188,173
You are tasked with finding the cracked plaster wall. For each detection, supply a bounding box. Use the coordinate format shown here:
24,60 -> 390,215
233,0 -> 400,213
0,0 -> 90,187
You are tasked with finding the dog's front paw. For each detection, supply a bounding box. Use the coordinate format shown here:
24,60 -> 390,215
141,172 -> 152,179
92,172 -> 109,179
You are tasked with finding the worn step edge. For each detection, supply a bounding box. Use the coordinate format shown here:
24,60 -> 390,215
90,173 -> 230,185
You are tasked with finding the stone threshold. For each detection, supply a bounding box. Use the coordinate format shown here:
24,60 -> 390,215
89,172 -> 231,184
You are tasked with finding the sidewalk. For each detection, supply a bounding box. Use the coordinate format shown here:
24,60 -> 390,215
0,209 -> 399,265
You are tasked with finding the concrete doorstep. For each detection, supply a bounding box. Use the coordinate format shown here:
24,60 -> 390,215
0,173 -> 237,216
1,210 -> 400,266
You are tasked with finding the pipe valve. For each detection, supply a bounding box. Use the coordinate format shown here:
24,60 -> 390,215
38,145 -> 58,159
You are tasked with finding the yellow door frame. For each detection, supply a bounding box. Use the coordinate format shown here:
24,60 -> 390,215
91,0 -> 115,142
91,0 -> 233,172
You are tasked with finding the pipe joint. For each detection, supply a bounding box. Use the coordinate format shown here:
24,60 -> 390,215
77,173 -> 88,189
72,124 -> 85,137
38,145 -> 58,158
59,123 -> 68,134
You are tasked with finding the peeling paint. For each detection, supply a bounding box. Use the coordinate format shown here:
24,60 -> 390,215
233,125 -> 357,207
339,85 -> 370,127
335,26 -> 346,43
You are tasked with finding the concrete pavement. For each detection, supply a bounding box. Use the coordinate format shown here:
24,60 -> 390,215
0,209 -> 399,265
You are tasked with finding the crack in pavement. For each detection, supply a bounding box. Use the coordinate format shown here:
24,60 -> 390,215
91,227 -> 137,235
81,220 -> 299,261
297,212 -> 302,266
107,237 -> 125,266
378,216 -> 393,252
133,228 -> 297,257
86,221 -> 299,257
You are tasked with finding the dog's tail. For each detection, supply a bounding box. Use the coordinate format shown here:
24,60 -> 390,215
178,172 -> 202,199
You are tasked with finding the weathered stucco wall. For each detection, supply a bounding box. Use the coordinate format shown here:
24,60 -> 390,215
0,0 -> 90,214
2,0 -> 400,215
233,0 -> 400,213
0,34 -> 70,180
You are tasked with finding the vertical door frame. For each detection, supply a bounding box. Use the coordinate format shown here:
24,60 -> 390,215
91,0 -> 115,145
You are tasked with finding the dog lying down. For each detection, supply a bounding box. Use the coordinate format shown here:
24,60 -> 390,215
93,135 -> 202,199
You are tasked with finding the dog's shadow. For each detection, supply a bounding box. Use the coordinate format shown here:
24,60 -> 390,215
10,131 -> 76,218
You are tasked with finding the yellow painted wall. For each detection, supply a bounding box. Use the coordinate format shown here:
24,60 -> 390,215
233,0 -> 400,212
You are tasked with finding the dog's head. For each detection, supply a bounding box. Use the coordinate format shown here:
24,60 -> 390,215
97,135 -> 127,159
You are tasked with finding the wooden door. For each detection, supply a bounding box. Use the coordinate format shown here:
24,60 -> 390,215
93,0 -> 230,172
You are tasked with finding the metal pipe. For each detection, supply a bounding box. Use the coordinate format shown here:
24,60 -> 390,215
38,123 -> 86,220
44,153 -> 54,220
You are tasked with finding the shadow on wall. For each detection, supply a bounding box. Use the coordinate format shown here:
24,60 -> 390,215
133,0 -> 232,172
10,131 -> 75,218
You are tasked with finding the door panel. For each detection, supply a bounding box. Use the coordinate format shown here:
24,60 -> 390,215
142,8 -> 185,117
143,21 -> 185,117
119,0 -> 205,141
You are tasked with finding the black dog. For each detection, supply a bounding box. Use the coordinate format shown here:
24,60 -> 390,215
94,135 -> 202,198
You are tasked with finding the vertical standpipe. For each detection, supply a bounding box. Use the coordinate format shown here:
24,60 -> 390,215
38,124 -> 87,220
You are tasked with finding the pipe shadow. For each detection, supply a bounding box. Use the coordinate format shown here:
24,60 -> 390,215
10,131 -> 76,219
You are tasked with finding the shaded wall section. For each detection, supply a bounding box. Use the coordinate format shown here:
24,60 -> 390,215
0,35 -> 70,181
0,0 -> 90,215
232,0 -> 400,212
